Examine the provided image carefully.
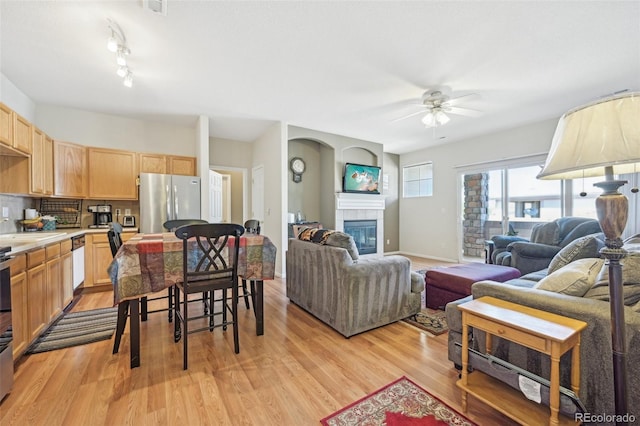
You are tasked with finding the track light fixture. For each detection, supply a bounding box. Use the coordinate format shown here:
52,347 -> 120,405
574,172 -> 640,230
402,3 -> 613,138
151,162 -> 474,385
106,19 -> 133,88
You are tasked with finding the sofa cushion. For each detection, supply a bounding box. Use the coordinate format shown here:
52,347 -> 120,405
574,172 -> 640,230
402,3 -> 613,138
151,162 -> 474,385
547,233 -> 603,274
534,258 -> 604,297
297,227 -> 359,260
585,250 -> 640,306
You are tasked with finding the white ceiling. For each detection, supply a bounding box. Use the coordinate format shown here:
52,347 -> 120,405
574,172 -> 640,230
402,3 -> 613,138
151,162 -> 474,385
1,1 -> 639,154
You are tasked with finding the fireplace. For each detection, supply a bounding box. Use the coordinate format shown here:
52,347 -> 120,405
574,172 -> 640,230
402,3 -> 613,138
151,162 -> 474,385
335,193 -> 385,258
344,220 -> 377,255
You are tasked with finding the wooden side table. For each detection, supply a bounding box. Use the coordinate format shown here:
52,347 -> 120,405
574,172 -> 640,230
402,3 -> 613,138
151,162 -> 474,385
457,296 -> 586,426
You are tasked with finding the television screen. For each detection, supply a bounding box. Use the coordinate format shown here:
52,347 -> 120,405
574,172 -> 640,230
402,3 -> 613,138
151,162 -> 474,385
343,163 -> 381,194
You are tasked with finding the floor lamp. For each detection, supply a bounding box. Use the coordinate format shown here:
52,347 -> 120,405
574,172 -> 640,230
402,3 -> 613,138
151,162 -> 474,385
537,91 -> 640,424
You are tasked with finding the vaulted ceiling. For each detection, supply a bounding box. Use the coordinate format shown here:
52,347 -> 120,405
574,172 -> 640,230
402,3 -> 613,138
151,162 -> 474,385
1,1 -> 638,154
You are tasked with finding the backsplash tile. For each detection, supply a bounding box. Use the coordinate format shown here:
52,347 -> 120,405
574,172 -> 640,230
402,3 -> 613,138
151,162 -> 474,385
0,195 -> 38,234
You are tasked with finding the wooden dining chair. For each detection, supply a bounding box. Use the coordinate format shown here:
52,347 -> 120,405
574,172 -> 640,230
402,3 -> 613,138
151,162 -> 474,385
240,219 -> 260,311
109,222 -> 133,355
173,223 -> 245,370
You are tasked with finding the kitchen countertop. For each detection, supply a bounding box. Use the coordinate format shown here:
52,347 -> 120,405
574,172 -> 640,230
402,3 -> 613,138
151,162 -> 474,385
0,227 -> 139,256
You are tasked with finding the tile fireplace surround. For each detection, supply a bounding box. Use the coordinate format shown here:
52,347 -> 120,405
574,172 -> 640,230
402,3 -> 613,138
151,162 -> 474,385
335,192 -> 385,258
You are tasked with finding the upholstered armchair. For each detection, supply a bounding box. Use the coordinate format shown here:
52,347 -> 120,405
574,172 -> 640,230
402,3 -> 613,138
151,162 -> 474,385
493,217 -> 602,275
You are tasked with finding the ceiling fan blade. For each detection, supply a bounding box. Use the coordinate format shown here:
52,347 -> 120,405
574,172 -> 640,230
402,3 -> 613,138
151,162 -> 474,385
447,106 -> 482,117
446,93 -> 480,106
391,108 -> 427,122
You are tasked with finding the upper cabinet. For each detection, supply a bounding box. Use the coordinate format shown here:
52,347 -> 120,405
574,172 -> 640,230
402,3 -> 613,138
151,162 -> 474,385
0,103 -> 31,156
53,140 -> 87,198
13,112 -> 32,155
139,153 -> 167,174
139,153 -> 196,176
30,127 -> 53,196
88,147 -> 138,200
168,155 -> 196,176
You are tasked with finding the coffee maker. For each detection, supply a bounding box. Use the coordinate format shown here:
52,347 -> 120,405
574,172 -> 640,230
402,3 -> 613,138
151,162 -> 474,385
87,205 -> 112,229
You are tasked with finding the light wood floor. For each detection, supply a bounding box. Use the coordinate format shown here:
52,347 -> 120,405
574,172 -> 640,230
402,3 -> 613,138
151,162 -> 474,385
1,256 -> 516,425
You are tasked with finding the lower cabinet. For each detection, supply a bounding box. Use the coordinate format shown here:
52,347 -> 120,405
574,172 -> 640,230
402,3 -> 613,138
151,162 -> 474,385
11,239 -> 75,361
84,232 -> 132,290
10,254 -> 28,360
26,249 -> 47,343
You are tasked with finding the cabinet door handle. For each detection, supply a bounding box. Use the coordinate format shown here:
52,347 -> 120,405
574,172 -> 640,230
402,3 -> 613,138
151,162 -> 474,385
497,328 -> 506,335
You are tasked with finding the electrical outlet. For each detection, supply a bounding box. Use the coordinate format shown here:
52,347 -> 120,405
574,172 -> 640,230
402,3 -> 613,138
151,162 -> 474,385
125,209 -> 131,215
115,208 -> 122,216
386,239 -> 390,245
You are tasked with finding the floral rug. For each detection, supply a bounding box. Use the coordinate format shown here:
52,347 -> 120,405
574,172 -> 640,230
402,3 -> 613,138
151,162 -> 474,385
402,308 -> 448,336
321,376 -> 475,426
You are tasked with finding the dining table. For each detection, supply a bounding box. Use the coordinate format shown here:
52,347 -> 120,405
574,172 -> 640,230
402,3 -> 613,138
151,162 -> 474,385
108,231 -> 277,368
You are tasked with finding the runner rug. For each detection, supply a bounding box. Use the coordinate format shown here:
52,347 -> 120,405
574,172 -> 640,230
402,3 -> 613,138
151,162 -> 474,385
320,376 -> 475,426
26,307 -> 118,354
402,308 -> 448,336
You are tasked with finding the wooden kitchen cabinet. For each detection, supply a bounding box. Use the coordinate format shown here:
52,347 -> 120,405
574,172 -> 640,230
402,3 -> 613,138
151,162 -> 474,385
0,103 -> 31,155
10,254 -> 28,360
0,103 -> 14,148
45,243 -> 63,323
27,249 -> 47,342
139,153 -> 168,174
30,127 -> 54,196
139,153 -> 196,176
84,232 -> 133,290
88,147 -> 138,199
54,140 -> 88,198
60,240 -> 73,308
13,112 -> 32,155
167,155 -> 196,175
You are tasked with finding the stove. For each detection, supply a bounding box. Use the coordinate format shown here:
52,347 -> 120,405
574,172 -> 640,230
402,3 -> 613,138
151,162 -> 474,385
0,246 -> 10,262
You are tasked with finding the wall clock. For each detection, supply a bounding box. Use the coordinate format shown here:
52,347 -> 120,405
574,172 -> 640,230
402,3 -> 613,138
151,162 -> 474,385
290,157 -> 306,183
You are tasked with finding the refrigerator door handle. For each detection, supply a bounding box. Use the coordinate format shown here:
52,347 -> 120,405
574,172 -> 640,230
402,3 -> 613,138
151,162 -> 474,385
174,185 -> 179,218
166,184 -> 172,219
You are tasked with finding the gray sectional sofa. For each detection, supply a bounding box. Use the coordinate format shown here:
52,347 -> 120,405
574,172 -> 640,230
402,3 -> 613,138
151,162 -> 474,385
286,232 -> 424,337
446,234 -> 640,423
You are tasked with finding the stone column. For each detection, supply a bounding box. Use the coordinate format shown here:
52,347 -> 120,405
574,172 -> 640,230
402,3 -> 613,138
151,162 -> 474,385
463,173 -> 489,257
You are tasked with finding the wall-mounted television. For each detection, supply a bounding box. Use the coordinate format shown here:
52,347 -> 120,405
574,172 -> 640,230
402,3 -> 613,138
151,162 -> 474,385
342,163 -> 381,194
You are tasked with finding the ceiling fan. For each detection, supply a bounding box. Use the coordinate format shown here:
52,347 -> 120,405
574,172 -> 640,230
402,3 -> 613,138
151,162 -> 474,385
393,86 -> 481,128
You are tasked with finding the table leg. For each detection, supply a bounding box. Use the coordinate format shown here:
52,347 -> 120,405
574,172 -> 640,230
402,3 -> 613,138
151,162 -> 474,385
461,314 -> 469,412
549,346 -> 560,426
571,336 -> 581,395
256,280 -> 264,336
130,298 -> 140,368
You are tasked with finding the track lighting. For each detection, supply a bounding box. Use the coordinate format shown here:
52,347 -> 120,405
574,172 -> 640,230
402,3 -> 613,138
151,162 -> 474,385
106,19 -> 133,88
123,71 -> 133,88
116,66 -> 128,77
107,30 -> 118,52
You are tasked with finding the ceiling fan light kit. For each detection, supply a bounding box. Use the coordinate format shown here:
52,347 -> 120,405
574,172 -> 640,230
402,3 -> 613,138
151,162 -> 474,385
393,86 -> 480,129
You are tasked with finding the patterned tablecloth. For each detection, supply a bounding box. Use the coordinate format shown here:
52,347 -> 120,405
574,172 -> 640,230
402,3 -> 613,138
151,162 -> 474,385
109,232 -> 277,304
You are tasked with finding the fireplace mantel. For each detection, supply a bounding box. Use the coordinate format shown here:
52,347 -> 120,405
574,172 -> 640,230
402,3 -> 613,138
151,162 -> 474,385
335,192 -> 385,210
335,193 -> 385,258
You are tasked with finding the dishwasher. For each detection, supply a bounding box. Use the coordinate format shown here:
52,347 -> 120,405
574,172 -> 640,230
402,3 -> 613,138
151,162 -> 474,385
71,235 -> 85,289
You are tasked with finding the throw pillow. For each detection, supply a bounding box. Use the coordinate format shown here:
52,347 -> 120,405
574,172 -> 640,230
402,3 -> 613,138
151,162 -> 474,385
297,228 -> 359,261
547,233 -> 603,275
535,258 -> 604,297
325,232 -> 359,261
584,250 -> 640,306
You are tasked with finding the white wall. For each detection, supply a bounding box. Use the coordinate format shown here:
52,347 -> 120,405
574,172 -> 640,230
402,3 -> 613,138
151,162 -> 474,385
1,73 -> 36,121
252,122 -> 287,276
399,118 -> 559,262
35,104 -> 197,155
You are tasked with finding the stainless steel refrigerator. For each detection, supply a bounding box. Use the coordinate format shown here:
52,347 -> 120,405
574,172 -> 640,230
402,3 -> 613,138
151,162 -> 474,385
139,172 -> 201,233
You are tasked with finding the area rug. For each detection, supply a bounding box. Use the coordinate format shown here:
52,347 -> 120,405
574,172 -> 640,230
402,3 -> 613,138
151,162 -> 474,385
26,307 -> 118,354
402,308 -> 448,336
320,376 -> 475,426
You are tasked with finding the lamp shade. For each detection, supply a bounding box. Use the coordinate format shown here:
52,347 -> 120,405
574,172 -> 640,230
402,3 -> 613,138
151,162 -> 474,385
537,92 -> 640,180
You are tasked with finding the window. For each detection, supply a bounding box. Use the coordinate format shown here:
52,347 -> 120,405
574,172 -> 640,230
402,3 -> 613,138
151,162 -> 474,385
403,162 -> 433,198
